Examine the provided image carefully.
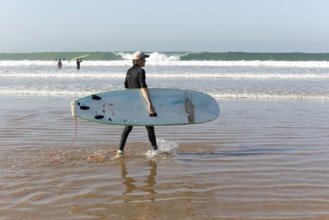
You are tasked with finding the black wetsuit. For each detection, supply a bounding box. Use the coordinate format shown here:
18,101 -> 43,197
57,60 -> 62,69
76,59 -> 82,70
119,65 -> 158,151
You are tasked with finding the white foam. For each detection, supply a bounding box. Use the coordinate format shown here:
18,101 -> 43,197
116,52 -> 181,63
0,88 -> 96,97
1,59 -> 328,101
0,72 -> 125,79
1,71 -> 328,80
211,92 -> 329,101
1,87 -> 328,101
144,139 -> 178,159
157,138 -> 178,152
2,60 -> 329,68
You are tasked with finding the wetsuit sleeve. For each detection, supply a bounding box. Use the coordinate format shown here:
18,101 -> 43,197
124,77 -> 129,88
138,69 -> 147,88
124,68 -> 130,88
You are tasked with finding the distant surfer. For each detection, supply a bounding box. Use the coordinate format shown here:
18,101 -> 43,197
57,59 -> 62,69
116,51 -> 158,158
76,58 -> 82,70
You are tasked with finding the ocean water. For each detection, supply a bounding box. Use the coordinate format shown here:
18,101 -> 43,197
1,52 -> 329,100
2,51 -> 329,61
1,52 -> 329,219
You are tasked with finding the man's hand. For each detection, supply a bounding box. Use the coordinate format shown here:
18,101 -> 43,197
148,105 -> 156,114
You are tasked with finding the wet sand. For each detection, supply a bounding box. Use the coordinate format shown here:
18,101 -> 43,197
1,97 -> 329,219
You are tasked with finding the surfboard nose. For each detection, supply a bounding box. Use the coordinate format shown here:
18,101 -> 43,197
71,101 -> 76,117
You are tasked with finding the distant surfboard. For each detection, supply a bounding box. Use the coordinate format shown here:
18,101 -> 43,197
68,55 -> 90,62
71,88 -> 220,126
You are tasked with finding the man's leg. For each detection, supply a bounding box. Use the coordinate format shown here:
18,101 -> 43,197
119,126 -> 133,151
145,126 -> 158,150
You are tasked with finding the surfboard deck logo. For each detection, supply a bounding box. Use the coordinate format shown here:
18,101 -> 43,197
71,88 -> 220,126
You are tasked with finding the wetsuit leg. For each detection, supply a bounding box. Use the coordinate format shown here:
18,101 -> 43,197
119,126 -> 133,151
145,126 -> 158,150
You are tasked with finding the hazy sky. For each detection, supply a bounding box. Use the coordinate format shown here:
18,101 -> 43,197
1,0 -> 329,53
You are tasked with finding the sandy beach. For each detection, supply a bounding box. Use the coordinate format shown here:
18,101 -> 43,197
1,96 -> 329,219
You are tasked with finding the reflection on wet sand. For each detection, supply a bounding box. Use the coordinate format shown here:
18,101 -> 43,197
120,159 -> 157,200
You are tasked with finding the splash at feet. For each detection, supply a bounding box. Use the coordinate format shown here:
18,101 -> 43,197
145,139 -> 178,159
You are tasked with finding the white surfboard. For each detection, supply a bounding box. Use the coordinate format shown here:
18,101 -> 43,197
68,55 -> 90,62
71,88 -> 219,126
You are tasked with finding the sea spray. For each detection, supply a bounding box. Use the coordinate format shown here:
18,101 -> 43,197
145,138 -> 178,159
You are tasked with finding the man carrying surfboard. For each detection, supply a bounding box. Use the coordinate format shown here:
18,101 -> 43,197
76,58 -> 82,70
116,51 -> 158,157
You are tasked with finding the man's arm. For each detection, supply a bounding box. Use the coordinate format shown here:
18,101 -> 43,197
141,87 -> 156,114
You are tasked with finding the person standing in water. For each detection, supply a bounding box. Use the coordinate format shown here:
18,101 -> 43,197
57,59 -> 62,69
116,51 -> 158,158
76,58 -> 82,70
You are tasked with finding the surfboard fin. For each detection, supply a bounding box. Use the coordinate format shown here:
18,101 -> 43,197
185,98 -> 195,123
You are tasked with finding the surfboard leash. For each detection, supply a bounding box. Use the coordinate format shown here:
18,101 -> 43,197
70,115 -> 78,147
48,115 -> 78,164
68,100 -> 79,147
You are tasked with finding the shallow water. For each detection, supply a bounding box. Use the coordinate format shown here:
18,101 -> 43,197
1,97 -> 329,219
1,59 -> 329,101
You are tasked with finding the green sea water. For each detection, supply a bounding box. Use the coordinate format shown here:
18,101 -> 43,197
1,51 -> 329,61
0,52 -> 122,61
